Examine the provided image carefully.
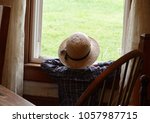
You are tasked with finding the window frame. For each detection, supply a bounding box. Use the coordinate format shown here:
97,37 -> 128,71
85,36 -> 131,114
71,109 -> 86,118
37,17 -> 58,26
25,0 -> 43,64
24,0 -> 53,83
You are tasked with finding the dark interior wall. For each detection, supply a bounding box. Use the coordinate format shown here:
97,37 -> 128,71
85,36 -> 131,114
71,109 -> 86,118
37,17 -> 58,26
0,7 -> 10,83
0,6 -> 3,83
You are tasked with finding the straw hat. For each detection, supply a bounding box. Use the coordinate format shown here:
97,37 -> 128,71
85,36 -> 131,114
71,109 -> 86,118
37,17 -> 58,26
58,32 -> 100,69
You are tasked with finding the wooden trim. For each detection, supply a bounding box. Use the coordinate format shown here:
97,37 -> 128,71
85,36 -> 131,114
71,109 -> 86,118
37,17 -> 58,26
24,63 -> 54,83
24,0 -> 36,64
24,80 -> 58,97
24,0 -> 43,64
24,0 -> 31,64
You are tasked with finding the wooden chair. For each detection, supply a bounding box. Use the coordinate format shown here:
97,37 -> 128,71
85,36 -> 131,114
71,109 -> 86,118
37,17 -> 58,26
0,4 -> 11,83
140,75 -> 150,105
75,50 -> 143,106
139,34 -> 150,105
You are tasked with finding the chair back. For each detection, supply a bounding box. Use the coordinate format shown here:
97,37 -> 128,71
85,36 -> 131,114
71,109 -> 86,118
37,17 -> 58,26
0,4 -> 11,83
75,50 -> 143,106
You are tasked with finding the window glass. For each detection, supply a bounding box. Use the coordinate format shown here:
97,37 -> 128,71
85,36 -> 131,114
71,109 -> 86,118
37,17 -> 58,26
40,0 -> 123,61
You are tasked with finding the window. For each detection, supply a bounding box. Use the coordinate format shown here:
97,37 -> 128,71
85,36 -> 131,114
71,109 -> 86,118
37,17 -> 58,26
25,0 -> 123,64
24,0 -> 124,92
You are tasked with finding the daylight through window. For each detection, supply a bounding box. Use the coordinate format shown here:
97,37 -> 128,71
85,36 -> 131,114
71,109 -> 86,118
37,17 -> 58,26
33,0 -> 124,62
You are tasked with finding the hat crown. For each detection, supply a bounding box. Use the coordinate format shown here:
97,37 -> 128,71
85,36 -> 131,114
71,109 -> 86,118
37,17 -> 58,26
66,32 -> 91,59
58,32 -> 100,69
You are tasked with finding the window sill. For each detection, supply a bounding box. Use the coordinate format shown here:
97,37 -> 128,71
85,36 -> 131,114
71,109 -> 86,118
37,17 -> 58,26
24,63 -> 54,83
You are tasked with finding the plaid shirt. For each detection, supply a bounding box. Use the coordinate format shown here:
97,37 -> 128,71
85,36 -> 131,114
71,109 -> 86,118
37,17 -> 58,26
41,59 -> 113,106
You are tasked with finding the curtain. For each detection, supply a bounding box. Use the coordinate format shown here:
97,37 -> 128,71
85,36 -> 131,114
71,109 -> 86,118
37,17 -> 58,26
122,0 -> 150,54
2,0 -> 26,95
122,0 -> 150,105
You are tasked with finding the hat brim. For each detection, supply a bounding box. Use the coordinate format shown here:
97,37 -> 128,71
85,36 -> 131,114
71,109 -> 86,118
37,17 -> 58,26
58,36 -> 100,69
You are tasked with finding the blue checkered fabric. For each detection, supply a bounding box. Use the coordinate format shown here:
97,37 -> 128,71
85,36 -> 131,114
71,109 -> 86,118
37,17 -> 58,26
41,58 -> 113,106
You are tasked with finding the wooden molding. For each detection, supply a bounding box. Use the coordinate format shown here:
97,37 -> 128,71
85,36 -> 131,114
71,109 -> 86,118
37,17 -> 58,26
24,63 -> 54,83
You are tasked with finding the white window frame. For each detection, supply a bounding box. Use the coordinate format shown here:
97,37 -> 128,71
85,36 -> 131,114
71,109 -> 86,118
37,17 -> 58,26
30,0 -> 43,63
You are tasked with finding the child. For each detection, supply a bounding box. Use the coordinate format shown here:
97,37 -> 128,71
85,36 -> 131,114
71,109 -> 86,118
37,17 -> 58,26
41,32 -> 113,105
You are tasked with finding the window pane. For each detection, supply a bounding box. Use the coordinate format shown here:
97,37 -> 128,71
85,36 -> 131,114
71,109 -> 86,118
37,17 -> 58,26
41,0 -> 123,61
